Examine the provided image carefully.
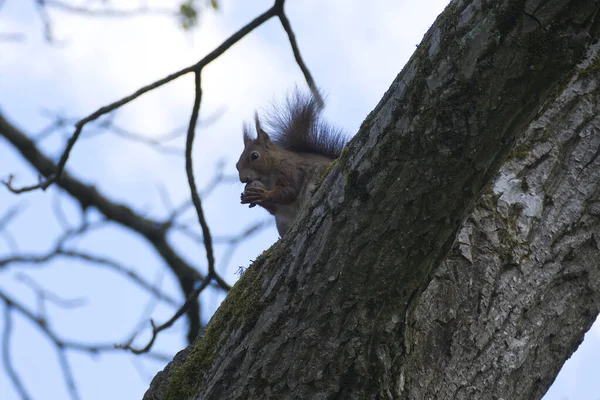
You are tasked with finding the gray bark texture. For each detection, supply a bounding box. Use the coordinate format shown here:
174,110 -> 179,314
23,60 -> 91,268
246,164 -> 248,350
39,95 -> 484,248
145,0 -> 600,399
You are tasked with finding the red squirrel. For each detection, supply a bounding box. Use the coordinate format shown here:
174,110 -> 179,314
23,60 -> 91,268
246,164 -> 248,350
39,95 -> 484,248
236,91 -> 347,236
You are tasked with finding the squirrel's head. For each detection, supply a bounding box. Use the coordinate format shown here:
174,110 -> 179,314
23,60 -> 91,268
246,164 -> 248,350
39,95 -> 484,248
236,113 -> 277,184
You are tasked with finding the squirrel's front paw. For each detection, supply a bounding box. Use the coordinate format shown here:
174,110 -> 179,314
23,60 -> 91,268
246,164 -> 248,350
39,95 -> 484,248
241,181 -> 267,207
241,187 -> 268,205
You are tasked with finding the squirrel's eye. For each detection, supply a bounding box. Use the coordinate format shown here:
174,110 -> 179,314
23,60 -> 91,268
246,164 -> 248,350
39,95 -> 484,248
251,151 -> 260,161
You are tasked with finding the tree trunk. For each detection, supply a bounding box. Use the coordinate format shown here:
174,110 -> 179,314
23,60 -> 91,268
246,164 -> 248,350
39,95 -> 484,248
145,1 -> 600,399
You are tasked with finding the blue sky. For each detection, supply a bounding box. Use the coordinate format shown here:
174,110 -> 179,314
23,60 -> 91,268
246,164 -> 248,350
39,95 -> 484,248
0,0 -> 598,399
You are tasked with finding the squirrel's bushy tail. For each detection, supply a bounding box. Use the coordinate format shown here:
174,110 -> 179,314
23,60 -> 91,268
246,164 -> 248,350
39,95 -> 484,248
265,90 -> 348,159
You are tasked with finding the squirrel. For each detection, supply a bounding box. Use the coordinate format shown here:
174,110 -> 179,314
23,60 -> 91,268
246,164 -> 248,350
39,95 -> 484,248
236,91 -> 348,236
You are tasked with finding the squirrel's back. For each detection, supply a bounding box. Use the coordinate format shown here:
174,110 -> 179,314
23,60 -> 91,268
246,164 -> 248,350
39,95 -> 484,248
264,91 -> 347,160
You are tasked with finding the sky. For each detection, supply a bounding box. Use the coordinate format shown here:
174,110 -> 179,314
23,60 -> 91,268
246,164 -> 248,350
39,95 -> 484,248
0,0 -> 598,399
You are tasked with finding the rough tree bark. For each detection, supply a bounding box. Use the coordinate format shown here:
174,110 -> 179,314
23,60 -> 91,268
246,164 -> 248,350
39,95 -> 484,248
145,0 -> 600,399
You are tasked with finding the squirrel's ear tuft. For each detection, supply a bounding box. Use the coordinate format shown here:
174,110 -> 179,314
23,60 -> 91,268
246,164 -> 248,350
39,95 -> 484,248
243,123 -> 252,147
254,113 -> 272,148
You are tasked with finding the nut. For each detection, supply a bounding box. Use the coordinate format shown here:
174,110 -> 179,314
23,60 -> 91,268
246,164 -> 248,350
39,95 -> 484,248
244,181 -> 264,208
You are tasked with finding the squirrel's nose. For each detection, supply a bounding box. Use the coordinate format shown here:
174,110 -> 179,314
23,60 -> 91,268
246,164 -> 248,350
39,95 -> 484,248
239,174 -> 250,184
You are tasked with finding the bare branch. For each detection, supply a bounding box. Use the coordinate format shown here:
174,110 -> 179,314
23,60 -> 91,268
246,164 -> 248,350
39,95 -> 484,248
94,123 -> 185,156
277,7 -> 324,107
43,0 -> 177,18
30,0 -> 179,43
216,218 -> 273,272
116,277 -> 212,354
1,0 -> 324,365
0,249 -> 179,307
125,269 -> 168,341
94,106 -> 226,155
184,70 -> 214,278
33,106 -> 225,156
54,217 -> 109,248
0,289 -> 170,362
6,0 -> 318,194
0,204 -> 24,253
117,218 -> 273,355
33,0 -> 63,43
0,203 -> 26,230
56,348 -> 80,400
167,164 -> 238,223
0,114 -> 207,338
16,273 -> 87,310
174,217 -> 272,247
0,231 -> 18,253
0,33 -> 25,42
4,1 -> 282,193
157,183 -> 175,213
130,356 -> 154,383
52,191 -> 74,231
2,304 -> 33,400
33,111 -> 70,142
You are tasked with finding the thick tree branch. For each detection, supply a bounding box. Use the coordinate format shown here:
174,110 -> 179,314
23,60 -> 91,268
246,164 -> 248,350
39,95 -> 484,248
1,0 -> 325,357
144,1 -> 600,399
405,41 -> 600,398
0,114 -> 208,341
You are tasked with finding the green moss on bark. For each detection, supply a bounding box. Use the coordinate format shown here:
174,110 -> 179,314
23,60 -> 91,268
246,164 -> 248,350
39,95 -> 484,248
509,141 -> 534,160
579,55 -> 600,78
163,249 -> 273,400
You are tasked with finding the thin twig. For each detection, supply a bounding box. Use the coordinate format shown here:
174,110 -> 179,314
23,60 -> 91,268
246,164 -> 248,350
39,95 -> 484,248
116,219 -> 273,355
124,268 -> 167,341
168,169 -> 237,222
34,0 -> 61,43
56,347 -> 80,400
0,249 -> 179,307
0,289 -> 170,362
52,191 -> 74,230
0,33 -> 25,42
157,183 -> 175,213
0,203 -> 26,229
185,70 -> 213,274
43,0 -> 176,18
116,277 -> 212,354
216,218 -> 274,272
16,273 -> 87,309
130,356 -> 153,383
33,112 -> 69,142
0,231 -> 19,253
277,6 -> 324,107
34,107 -> 225,155
99,124 -> 185,155
2,304 -> 33,400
